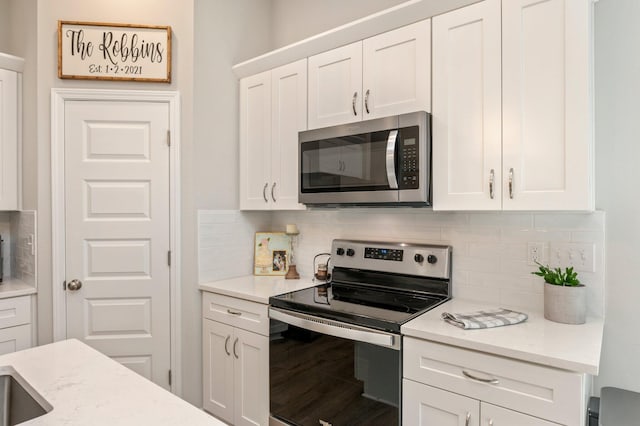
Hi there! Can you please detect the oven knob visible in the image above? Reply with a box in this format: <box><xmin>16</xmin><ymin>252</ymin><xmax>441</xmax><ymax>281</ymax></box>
<box><xmin>336</xmin><ymin>248</ymin><xmax>345</xmax><ymax>256</ymax></box>
<box><xmin>427</xmin><ymin>255</ymin><xmax>438</xmax><ymax>264</ymax></box>
<box><xmin>414</xmin><ymin>254</ymin><xmax>424</xmax><ymax>263</ymax></box>
<box><xmin>346</xmin><ymin>248</ymin><xmax>355</xmax><ymax>257</ymax></box>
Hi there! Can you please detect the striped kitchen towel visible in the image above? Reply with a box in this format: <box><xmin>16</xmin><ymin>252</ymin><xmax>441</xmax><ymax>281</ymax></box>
<box><xmin>441</xmin><ymin>308</ymin><xmax>528</xmax><ymax>329</ymax></box>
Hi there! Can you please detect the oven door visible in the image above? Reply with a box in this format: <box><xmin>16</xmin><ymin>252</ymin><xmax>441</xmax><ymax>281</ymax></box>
<box><xmin>269</xmin><ymin>308</ymin><xmax>401</xmax><ymax>426</ymax></box>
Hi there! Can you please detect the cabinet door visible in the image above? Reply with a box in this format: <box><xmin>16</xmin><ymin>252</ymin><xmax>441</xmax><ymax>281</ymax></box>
<box><xmin>502</xmin><ymin>0</ymin><xmax>593</xmax><ymax>210</ymax></box>
<box><xmin>271</xmin><ymin>59</ymin><xmax>307</xmax><ymax>210</ymax></box>
<box><xmin>362</xmin><ymin>19</ymin><xmax>431</xmax><ymax>119</ymax></box>
<box><xmin>234</xmin><ymin>328</ymin><xmax>269</xmax><ymax>426</ymax></box>
<box><xmin>0</xmin><ymin>324</ymin><xmax>31</xmax><ymax>355</ymax></box>
<box><xmin>202</xmin><ymin>319</ymin><xmax>235</xmax><ymax>424</ymax></box>
<box><xmin>240</xmin><ymin>70</ymin><xmax>272</xmax><ymax>210</ymax></box>
<box><xmin>432</xmin><ymin>0</ymin><xmax>502</xmax><ymax>211</ymax></box>
<box><xmin>0</xmin><ymin>69</ymin><xmax>19</xmax><ymax>210</ymax></box>
<box><xmin>403</xmin><ymin>379</ymin><xmax>480</xmax><ymax>426</ymax></box>
<box><xmin>481</xmin><ymin>403</ymin><xmax>560</xmax><ymax>426</ymax></box>
<box><xmin>308</xmin><ymin>41</ymin><xmax>362</xmax><ymax>129</ymax></box>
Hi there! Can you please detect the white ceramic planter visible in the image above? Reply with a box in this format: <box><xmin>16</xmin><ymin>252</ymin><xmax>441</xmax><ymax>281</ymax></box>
<box><xmin>544</xmin><ymin>283</ymin><xmax>586</xmax><ymax>324</ymax></box>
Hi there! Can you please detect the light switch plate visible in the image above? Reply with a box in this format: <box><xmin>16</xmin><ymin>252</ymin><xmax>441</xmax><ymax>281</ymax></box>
<box><xmin>549</xmin><ymin>243</ymin><xmax>596</xmax><ymax>272</ymax></box>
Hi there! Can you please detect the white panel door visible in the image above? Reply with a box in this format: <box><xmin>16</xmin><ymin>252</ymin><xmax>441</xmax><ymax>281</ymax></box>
<box><xmin>403</xmin><ymin>379</ymin><xmax>480</xmax><ymax>426</ymax></box>
<box><xmin>240</xmin><ymin>71</ymin><xmax>272</xmax><ymax>210</ymax></box>
<box><xmin>481</xmin><ymin>403</ymin><xmax>560</xmax><ymax>426</ymax></box>
<box><xmin>308</xmin><ymin>41</ymin><xmax>363</xmax><ymax>129</ymax></box>
<box><xmin>203</xmin><ymin>319</ymin><xmax>235</xmax><ymax>424</ymax></box>
<box><xmin>432</xmin><ymin>0</ymin><xmax>502</xmax><ymax>211</ymax></box>
<box><xmin>271</xmin><ymin>59</ymin><xmax>307</xmax><ymax>210</ymax></box>
<box><xmin>502</xmin><ymin>0</ymin><xmax>593</xmax><ymax>210</ymax></box>
<box><xmin>0</xmin><ymin>69</ymin><xmax>19</xmax><ymax>210</ymax></box>
<box><xmin>363</xmin><ymin>19</ymin><xmax>431</xmax><ymax>119</ymax></box>
<box><xmin>234</xmin><ymin>328</ymin><xmax>269</xmax><ymax>426</ymax></box>
<box><xmin>64</xmin><ymin>100</ymin><xmax>171</xmax><ymax>389</ymax></box>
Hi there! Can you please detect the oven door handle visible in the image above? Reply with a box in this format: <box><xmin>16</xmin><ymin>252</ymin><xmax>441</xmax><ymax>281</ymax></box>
<box><xmin>269</xmin><ymin>307</ymin><xmax>400</xmax><ymax>350</ymax></box>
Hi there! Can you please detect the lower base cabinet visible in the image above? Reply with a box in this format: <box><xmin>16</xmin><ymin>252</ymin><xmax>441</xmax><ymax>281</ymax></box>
<box><xmin>0</xmin><ymin>296</ymin><xmax>32</xmax><ymax>355</ymax></box>
<box><xmin>203</xmin><ymin>318</ymin><xmax>268</xmax><ymax>426</ymax></box>
<box><xmin>403</xmin><ymin>379</ymin><xmax>560</xmax><ymax>425</ymax></box>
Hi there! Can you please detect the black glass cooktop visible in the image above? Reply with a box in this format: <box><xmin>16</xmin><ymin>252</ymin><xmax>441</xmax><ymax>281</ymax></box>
<box><xmin>269</xmin><ymin>282</ymin><xmax>448</xmax><ymax>333</ymax></box>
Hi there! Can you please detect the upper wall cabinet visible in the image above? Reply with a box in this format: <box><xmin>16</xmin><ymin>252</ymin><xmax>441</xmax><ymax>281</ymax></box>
<box><xmin>240</xmin><ymin>59</ymin><xmax>307</xmax><ymax>211</ymax></box>
<box><xmin>0</xmin><ymin>53</ymin><xmax>22</xmax><ymax>211</ymax></box>
<box><xmin>432</xmin><ymin>0</ymin><xmax>594</xmax><ymax>211</ymax></box>
<box><xmin>308</xmin><ymin>20</ymin><xmax>431</xmax><ymax>129</ymax></box>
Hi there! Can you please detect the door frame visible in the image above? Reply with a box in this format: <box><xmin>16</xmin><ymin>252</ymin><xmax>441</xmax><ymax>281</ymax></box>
<box><xmin>50</xmin><ymin>88</ymin><xmax>182</xmax><ymax>394</ymax></box>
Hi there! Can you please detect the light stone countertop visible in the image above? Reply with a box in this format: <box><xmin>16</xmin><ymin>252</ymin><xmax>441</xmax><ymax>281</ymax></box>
<box><xmin>402</xmin><ymin>298</ymin><xmax>604</xmax><ymax>375</ymax></box>
<box><xmin>0</xmin><ymin>339</ymin><xmax>225</xmax><ymax>425</ymax></box>
<box><xmin>199</xmin><ymin>275</ymin><xmax>319</xmax><ymax>304</ymax></box>
<box><xmin>0</xmin><ymin>278</ymin><xmax>36</xmax><ymax>299</ymax></box>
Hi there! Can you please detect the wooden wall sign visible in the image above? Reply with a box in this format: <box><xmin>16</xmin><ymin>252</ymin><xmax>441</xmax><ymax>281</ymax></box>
<box><xmin>58</xmin><ymin>21</ymin><xmax>172</xmax><ymax>82</ymax></box>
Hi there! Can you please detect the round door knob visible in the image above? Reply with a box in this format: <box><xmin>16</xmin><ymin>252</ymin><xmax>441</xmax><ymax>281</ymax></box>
<box><xmin>346</xmin><ymin>248</ymin><xmax>355</xmax><ymax>257</ymax></box>
<box><xmin>414</xmin><ymin>254</ymin><xmax>424</xmax><ymax>263</ymax></box>
<box><xmin>336</xmin><ymin>248</ymin><xmax>345</xmax><ymax>256</ymax></box>
<box><xmin>67</xmin><ymin>279</ymin><xmax>82</xmax><ymax>291</ymax></box>
<box><xmin>427</xmin><ymin>255</ymin><xmax>438</xmax><ymax>264</ymax></box>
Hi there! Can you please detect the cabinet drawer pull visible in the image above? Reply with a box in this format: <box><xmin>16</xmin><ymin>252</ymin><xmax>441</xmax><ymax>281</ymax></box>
<box><xmin>508</xmin><ymin>168</ymin><xmax>514</xmax><ymax>199</ymax></box>
<box><xmin>263</xmin><ymin>182</ymin><xmax>269</xmax><ymax>203</ymax></box>
<box><xmin>489</xmin><ymin>169</ymin><xmax>495</xmax><ymax>199</ymax></box>
<box><xmin>489</xmin><ymin>420</ymin><xmax>494</xmax><ymax>426</ymax></box>
<box><xmin>352</xmin><ymin>92</ymin><xmax>358</xmax><ymax>116</ymax></box>
<box><xmin>364</xmin><ymin>89</ymin><xmax>370</xmax><ymax>114</ymax></box>
<box><xmin>462</xmin><ymin>369</ymin><xmax>499</xmax><ymax>385</ymax></box>
<box><xmin>227</xmin><ymin>309</ymin><xmax>242</xmax><ymax>316</ymax></box>
<box><xmin>271</xmin><ymin>182</ymin><xmax>277</xmax><ymax>202</ymax></box>
<box><xmin>224</xmin><ymin>335</ymin><xmax>231</xmax><ymax>356</ymax></box>
<box><xmin>233</xmin><ymin>338</ymin><xmax>239</xmax><ymax>359</ymax></box>
<box><xmin>465</xmin><ymin>412</ymin><xmax>471</xmax><ymax>426</ymax></box>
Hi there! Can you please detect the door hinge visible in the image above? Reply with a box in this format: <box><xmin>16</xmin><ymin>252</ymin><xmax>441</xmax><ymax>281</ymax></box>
<box><xmin>168</xmin><ymin>369</ymin><xmax>172</xmax><ymax>386</ymax></box>
<box><xmin>63</xmin><ymin>280</ymin><xmax>67</xmax><ymax>291</ymax></box>
<box><xmin>167</xmin><ymin>250</ymin><xmax>171</xmax><ymax>267</ymax></box>
<box><xmin>167</xmin><ymin>130</ymin><xmax>171</xmax><ymax>146</ymax></box>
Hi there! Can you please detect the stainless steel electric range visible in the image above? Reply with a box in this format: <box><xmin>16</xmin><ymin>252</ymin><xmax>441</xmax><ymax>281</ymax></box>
<box><xmin>269</xmin><ymin>239</ymin><xmax>452</xmax><ymax>426</ymax></box>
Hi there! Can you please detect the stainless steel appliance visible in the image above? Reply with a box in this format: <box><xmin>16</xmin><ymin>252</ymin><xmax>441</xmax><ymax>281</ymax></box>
<box><xmin>269</xmin><ymin>239</ymin><xmax>452</xmax><ymax>426</ymax></box>
<box><xmin>299</xmin><ymin>111</ymin><xmax>431</xmax><ymax>206</ymax></box>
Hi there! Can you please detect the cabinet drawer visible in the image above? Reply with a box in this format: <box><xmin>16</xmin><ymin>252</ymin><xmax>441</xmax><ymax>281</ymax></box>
<box><xmin>403</xmin><ymin>338</ymin><xmax>584</xmax><ymax>425</ymax></box>
<box><xmin>0</xmin><ymin>296</ymin><xmax>30</xmax><ymax>330</ymax></box>
<box><xmin>202</xmin><ymin>292</ymin><xmax>268</xmax><ymax>336</ymax></box>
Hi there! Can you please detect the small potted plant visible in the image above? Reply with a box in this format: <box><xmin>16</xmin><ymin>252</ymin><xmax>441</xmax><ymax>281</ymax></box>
<box><xmin>532</xmin><ymin>262</ymin><xmax>586</xmax><ymax>324</ymax></box>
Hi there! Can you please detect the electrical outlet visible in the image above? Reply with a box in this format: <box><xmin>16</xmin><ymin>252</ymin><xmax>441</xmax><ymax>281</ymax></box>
<box><xmin>527</xmin><ymin>242</ymin><xmax>547</xmax><ymax>266</ymax></box>
<box><xmin>549</xmin><ymin>243</ymin><xmax>596</xmax><ymax>272</ymax></box>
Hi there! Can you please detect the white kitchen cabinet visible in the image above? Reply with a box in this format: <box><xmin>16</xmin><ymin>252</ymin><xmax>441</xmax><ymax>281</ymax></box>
<box><xmin>0</xmin><ymin>296</ymin><xmax>31</xmax><ymax>355</ymax></box>
<box><xmin>404</xmin><ymin>380</ymin><xmax>560</xmax><ymax>426</ymax></box>
<box><xmin>308</xmin><ymin>19</ymin><xmax>430</xmax><ymax>129</ymax></box>
<box><xmin>0</xmin><ymin>53</ymin><xmax>23</xmax><ymax>211</ymax></box>
<box><xmin>432</xmin><ymin>0</ymin><xmax>593</xmax><ymax>211</ymax></box>
<box><xmin>202</xmin><ymin>292</ymin><xmax>269</xmax><ymax>426</ymax></box>
<box><xmin>240</xmin><ymin>59</ymin><xmax>306</xmax><ymax>210</ymax></box>
<box><xmin>403</xmin><ymin>337</ymin><xmax>586</xmax><ymax>426</ymax></box>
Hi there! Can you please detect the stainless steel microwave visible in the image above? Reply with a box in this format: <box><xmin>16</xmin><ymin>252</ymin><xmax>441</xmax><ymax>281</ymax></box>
<box><xmin>299</xmin><ymin>111</ymin><xmax>431</xmax><ymax>206</ymax></box>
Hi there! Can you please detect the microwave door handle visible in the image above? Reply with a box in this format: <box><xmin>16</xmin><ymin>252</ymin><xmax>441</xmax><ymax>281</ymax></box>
<box><xmin>386</xmin><ymin>130</ymin><xmax>399</xmax><ymax>189</ymax></box>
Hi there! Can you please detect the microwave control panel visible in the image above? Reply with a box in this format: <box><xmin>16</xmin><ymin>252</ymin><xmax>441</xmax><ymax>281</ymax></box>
<box><xmin>398</xmin><ymin>126</ymin><xmax>419</xmax><ymax>189</ymax></box>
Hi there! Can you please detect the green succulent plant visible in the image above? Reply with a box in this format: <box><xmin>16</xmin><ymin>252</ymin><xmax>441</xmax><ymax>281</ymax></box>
<box><xmin>532</xmin><ymin>262</ymin><xmax>581</xmax><ymax>286</ymax></box>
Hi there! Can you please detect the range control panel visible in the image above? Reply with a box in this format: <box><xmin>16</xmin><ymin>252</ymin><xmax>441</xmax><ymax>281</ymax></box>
<box><xmin>331</xmin><ymin>239</ymin><xmax>451</xmax><ymax>279</ymax></box>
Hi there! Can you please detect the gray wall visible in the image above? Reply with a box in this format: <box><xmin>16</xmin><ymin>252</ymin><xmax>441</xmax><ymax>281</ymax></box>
<box><xmin>594</xmin><ymin>0</ymin><xmax>640</xmax><ymax>393</ymax></box>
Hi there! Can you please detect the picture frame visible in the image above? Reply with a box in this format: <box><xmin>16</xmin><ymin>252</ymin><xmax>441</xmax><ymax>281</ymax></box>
<box><xmin>58</xmin><ymin>20</ymin><xmax>172</xmax><ymax>82</ymax></box>
<box><xmin>254</xmin><ymin>232</ymin><xmax>292</xmax><ymax>276</ymax></box>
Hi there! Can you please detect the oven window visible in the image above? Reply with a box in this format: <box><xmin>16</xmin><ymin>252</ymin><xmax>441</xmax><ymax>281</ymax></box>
<box><xmin>270</xmin><ymin>320</ymin><xmax>400</xmax><ymax>425</ymax></box>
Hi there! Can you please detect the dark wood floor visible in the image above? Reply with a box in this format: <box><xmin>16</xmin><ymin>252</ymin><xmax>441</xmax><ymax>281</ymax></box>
<box><xmin>270</xmin><ymin>329</ymin><xmax>398</xmax><ymax>426</ymax></box>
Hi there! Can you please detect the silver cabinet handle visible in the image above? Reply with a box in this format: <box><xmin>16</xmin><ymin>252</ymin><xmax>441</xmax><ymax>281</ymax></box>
<box><xmin>233</xmin><ymin>338</ymin><xmax>239</xmax><ymax>359</ymax></box>
<box><xmin>271</xmin><ymin>182</ymin><xmax>277</xmax><ymax>202</ymax></box>
<box><xmin>67</xmin><ymin>279</ymin><xmax>82</xmax><ymax>291</ymax></box>
<box><xmin>489</xmin><ymin>420</ymin><xmax>494</xmax><ymax>426</ymax></box>
<box><xmin>227</xmin><ymin>309</ymin><xmax>242</xmax><ymax>316</ymax></box>
<box><xmin>224</xmin><ymin>335</ymin><xmax>230</xmax><ymax>356</ymax></box>
<box><xmin>489</xmin><ymin>169</ymin><xmax>495</xmax><ymax>199</ymax></box>
<box><xmin>364</xmin><ymin>89</ymin><xmax>370</xmax><ymax>114</ymax></box>
<box><xmin>262</xmin><ymin>182</ymin><xmax>268</xmax><ymax>203</ymax></box>
<box><xmin>465</xmin><ymin>412</ymin><xmax>471</xmax><ymax>426</ymax></box>
<box><xmin>462</xmin><ymin>369</ymin><xmax>500</xmax><ymax>385</ymax></box>
<box><xmin>508</xmin><ymin>168</ymin><xmax>514</xmax><ymax>199</ymax></box>
<box><xmin>352</xmin><ymin>92</ymin><xmax>358</xmax><ymax>116</ymax></box>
